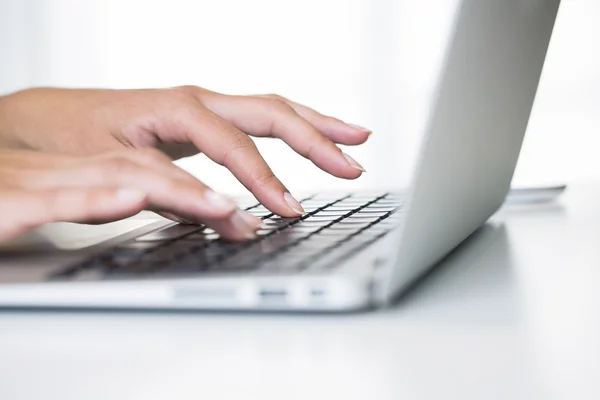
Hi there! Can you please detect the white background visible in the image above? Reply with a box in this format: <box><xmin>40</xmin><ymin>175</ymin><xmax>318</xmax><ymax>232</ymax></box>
<box><xmin>0</xmin><ymin>0</ymin><xmax>598</xmax><ymax>195</ymax></box>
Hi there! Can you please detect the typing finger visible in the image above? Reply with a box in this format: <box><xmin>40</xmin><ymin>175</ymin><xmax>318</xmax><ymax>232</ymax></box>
<box><xmin>175</xmin><ymin>104</ymin><xmax>306</xmax><ymax>218</ymax></box>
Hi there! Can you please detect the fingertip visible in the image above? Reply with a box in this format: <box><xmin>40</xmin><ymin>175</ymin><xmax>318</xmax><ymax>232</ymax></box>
<box><xmin>237</xmin><ymin>210</ymin><xmax>263</xmax><ymax>230</ymax></box>
<box><xmin>283</xmin><ymin>192</ymin><xmax>305</xmax><ymax>216</ymax></box>
<box><xmin>341</xmin><ymin>128</ymin><xmax>371</xmax><ymax>145</ymax></box>
<box><xmin>342</xmin><ymin>153</ymin><xmax>366</xmax><ymax>173</ymax></box>
<box><xmin>206</xmin><ymin>210</ymin><xmax>261</xmax><ymax>242</ymax></box>
<box><xmin>307</xmin><ymin>145</ymin><xmax>366</xmax><ymax>180</ymax></box>
<box><xmin>320</xmin><ymin>122</ymin><xmax>372</xmax><ymax>145</ymax></box>
<box><xmin>347</xmin><ymin>123</ymin><xmax>372</xmax><ymax>135</ymax></box>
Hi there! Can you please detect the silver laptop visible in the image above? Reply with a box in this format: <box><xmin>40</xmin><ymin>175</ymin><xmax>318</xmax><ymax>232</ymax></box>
<box><xmin>0</xmin><ymin>0</ymin><xmax>560</xmax><ymax>311</ymax></box>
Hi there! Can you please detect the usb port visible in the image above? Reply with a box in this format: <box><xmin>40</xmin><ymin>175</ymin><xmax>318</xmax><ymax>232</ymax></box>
<box><xmin>259</xmin><ymin>289</ymin><xmax>287</xmax><ymax>298</ymax></box>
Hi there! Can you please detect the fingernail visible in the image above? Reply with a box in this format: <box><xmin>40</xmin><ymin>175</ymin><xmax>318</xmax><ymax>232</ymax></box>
<box><xmin>342</xmin><ymin>153</ymin><xmax>366</xmax><ymax>172</ymax></box>
<box><xmin>230</xmin><ymin>210</ymin><xmax>260</xmax><ymax>239</ymax></box>
<box><xmin>116</xmin><ymin>188</ymin><xmax>147</xmax><ymax>202</ymax></box>
<box><xmin>204</xmin><ymin>189</ymin><xmax>237</xmax><ymax>212</ymax></box>
<box><xmin>348</xmin><ymin>123</ymin><xmax>372</xmax><ymax>135</ymax></box>
<box><xmin>284</xmin><ymin>192</ymin><xmax>305</xmax><ymax>215</ymax></box>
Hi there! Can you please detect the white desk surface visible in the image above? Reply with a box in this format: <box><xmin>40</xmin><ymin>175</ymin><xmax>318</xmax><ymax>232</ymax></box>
<box><xmin>1</xmin><ymin>182</ymin><xmax>599</xmax><ymax>400</ymax></box>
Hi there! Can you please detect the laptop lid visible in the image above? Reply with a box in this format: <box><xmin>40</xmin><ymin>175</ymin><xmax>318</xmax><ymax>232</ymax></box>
<box><xmin>377</xmin><ymin>0</ymin><xmax>561</xmax><ymax>301</ymax></box>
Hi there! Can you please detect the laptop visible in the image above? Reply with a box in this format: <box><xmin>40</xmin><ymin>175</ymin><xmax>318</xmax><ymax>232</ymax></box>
<box><xmin>0</xmin><ymin>0</ymin><xmax>560</xmax><ymax>311</ymax></box>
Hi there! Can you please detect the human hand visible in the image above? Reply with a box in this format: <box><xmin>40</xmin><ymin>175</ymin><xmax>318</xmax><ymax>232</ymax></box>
<box><xmin>0</xmin><ymin>149</ymin><xmax>265</xmax><ymax>242</ymax></box>
<box><xmin>0</xmin><ymin>87</ymin><xmax>371</xmax><ymax>218</ymax></box>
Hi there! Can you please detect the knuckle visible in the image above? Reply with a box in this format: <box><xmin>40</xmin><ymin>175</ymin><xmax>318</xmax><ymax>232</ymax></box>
<box><xmin>170</xmin><ymin>85</ymin><xmax>210</xmax><ymax>102</ymax></box>
<box><xmin>260</xmin><ymin>97</ymin><xmax>294</xmax><ymax>134</ymax></box>
<box><xmin>263</xmin><ymin>95</ymin><xmax>291</xmax><ymax>112</ymax></box>
<box><xmin>251</xmin><ymin>170</ymin><xmax>279</xmax><ymax>192</ymax></box>
<box><xmin>156</xmin><ymin>87</ymin><xmax>198</xmax><ymax>108</ymax></box>
<box><xmin>172</xmin><ymin>85</ymin><xmax>199</xmax><ymax>96</ymax></box>
<box><xmin>305</xmin><ymin>134</ymin><xmax>330</xmax><ymax>159</ymax></box>
<box><xmin>264</xmin><ymin>93</ymin><xmax>287</xmax><ymax>102</ymax></box>
<box><xmin>222</xmin><ymin>132</ymin><xmax>255</xmax><ymax>163</ymax></box>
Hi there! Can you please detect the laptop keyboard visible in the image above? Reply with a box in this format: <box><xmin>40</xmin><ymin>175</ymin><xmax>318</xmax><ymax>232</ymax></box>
<box><xmin>50</xmin><ymin>193</ymin><xmax>402</xmax><ymax>281</ymax></box>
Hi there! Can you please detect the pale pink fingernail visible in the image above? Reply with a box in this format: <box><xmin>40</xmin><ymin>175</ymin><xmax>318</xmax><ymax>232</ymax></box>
<box><xmin>348</xmin><ymin>123</ymin><xmax>372</xmax><ymax>135</ymax></box>
<box><xmin>283</xmin><ymin>192</ymin><xmax>305</xmax><ymax>215</ymax></box>
<box><xmin>342</xmin><ymin>153</ymin><xmax>366</xmax><ymax>172</ymax></box>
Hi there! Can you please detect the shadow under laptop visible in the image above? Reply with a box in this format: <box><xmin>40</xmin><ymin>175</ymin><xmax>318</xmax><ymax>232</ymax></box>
<box><xmin>386</xmin><ymin>202</ymin><xmax>566</xmax><ymax>324</ymax></box>
<box><xmin>385</xmin><ymin>222</ymin><xmax>519</xmax><ymax>323</ymax></box>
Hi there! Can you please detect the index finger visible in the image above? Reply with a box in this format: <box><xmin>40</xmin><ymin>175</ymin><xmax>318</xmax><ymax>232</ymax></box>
<box><xmin>175</xmin><ymin>104</ymin><xmax>305</xmax><ymax>218</ymax></box>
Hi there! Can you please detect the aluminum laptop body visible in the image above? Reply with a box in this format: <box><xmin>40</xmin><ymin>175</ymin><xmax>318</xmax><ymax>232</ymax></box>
<box><xmin>0</xmin><ymin>0</ymin><xmax>560</xmax><ymax>311</ymax></box>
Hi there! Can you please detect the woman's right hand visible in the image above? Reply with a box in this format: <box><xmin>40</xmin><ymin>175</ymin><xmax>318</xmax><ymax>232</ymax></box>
<box><xmin>0</xmin><ymin>148</ymin><xmax>262</xmax><ymax>242</ymax></box>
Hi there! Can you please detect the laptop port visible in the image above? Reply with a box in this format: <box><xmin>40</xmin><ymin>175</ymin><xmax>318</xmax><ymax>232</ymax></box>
<box><xmin>258</xmin><ymin>288</ymin><xmax>287</xmax><ymax>298</ymax></box>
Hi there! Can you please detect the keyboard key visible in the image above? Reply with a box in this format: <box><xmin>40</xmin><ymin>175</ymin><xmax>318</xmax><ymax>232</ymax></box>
<box><xmin>217</xmin><ymin>253</ymin><xmax>260</xmax><ymax>271</ymax></box>
<box><xmin>106</xmin><ymin>252</ymin><xmax>144</xmax><ymax>268</ymax></box>
<box><xmin>307</xmin><ymin>193</ymin><xmax>348</xmax><ymax>201</ymax></box>
<box><xmin>261</xmin><ymin>220</ymin><xmax>292</xmax><ymax>229</ymax></box>
<box><xmin>301</xmin><ymin>238</ymin><xmax>377</xmax><ymax>271</ymax></box>
<box><xmin>339</xmin><ymin>216</ymin><xmax>381</xmax><ymax>224</ymax></box>
<box><xmin>268</xmin><ymin>217</ymin><xmax>300</xmax><ymax>223</ymax></box>
<box><xmin>349</xmin><ymin>211</ymin><xmax>389</xmax><ymax>218</ymax></box>
<box><xmin>313</xmin><ymin>228</ymin><xmax>362</xmax><ymax>237</ymax></box>
<box><xmin>287</xmin><ymin>224</ymin><xmax>329</xmax><ymax>233</ymax></box>
<box><xmin>302</xmin><ymin>214</ymin><xmax>342</xmax><ymax>221</ymax></box>
<box><xmin>363</xmin><ymin>205</ymin><xmax>399</xmax><ymax>212</ymax></box>
<box><xmin>283</xmin><ymin>225</ymin><xmax>323</xmax><ymax>235</ymax></box>
<box><xmin>247</xmin><ymin>209</ymin><xmax>273</xmax><ymax>217</ymax></box>
<box><xmin>356</xmin><ymin>207</ymin><xmax>396</xmax><ymax>213</ymax></box>
<box><xmin>311</xmin><ymin>209</ymin><xmax>352</xmax><ymax>216</ymax></box>
<box><xmin>320</xmin><ymin>206</ymin><xmax>360</xmax><ymax>212</ymax></box>
<box><xmin>346</xmin><ymin>193</ymin><xmax>383</xmax><ymax>199</ymax></box>
<box><xmin>372</xmin><ymin>200</ymin><xmax>401</xmax><ymax>206</ymax></box>
<box><xmin>298</xmin><ymin>199</ymin><xmax>330</xmax><ymax>206</ymax></box>
<box><xmin>152</xmin><ymin>255</ymin><xmax>212</xmax><ymax>275</ymax></box>
<box><xmin>293</xmin><ymin>239</ymin><xmax>342</xmax><ymax>250</ymax></box>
